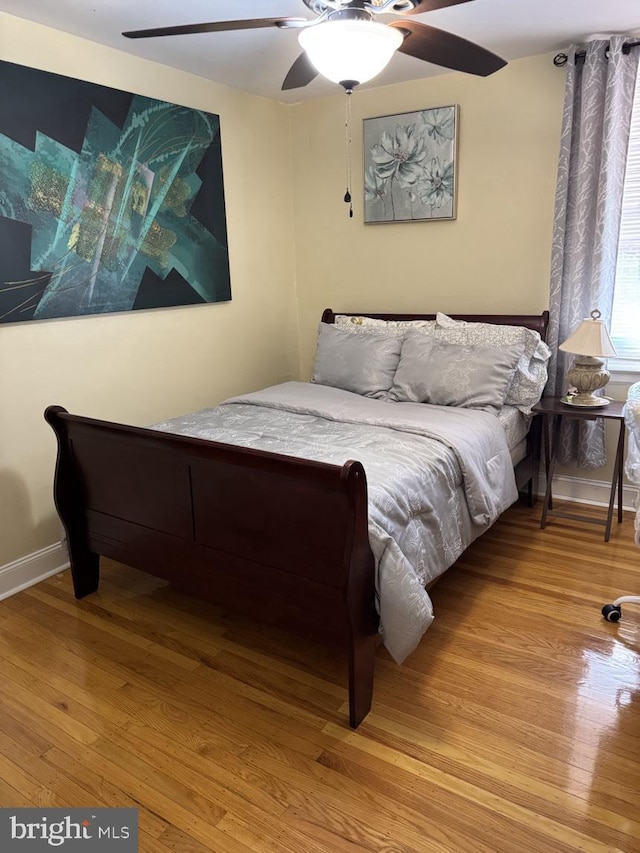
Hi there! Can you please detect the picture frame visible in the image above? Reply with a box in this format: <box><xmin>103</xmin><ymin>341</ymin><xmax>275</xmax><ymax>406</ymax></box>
<box><xmin>363</xmin><ymin>104</ymin><xmax>458</xmax><ymax>224</ymax></box>
<box><xmin>0</xmin><ymin>60</ymin><xmax>231</xmax><ymax>324</ymax></box>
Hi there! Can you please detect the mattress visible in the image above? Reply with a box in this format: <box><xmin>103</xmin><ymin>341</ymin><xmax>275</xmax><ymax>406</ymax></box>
<box><xmin>497</xmin><ymin>405</ymin><xmax>530</xmax><ymax>465</ymax></box>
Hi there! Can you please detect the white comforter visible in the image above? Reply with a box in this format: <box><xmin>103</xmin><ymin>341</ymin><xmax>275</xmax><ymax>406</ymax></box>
<box><xmin>152</xmin><ymin>382</ymin><xmax>518</xmax><ymax>662</ymax></box>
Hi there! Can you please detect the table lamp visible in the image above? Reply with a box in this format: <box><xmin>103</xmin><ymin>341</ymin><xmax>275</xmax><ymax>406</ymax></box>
<box><xmin>558</xmin><ymin>309</ymin><xmax>617</xmax><ymax>407</ymax></box>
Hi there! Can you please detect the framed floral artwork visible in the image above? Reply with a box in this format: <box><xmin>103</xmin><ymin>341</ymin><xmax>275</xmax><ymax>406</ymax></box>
<box><xmin>363</xmin><ymin>105</ymin><xmax>458</xmax><ymax>224</ymax></box>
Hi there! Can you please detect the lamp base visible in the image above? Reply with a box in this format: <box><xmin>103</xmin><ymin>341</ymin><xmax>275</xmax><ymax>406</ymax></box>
<box><xmin>566</xmin><ymin>355</ymin><xmax>611</xmax><ymax>407</ymax></box>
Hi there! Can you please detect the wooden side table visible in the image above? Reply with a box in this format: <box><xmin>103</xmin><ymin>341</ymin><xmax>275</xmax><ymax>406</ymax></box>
<box><xmin>532</xmin><ymin>396</ymin><xmax>626</xmax><ymax>542</ymax></box>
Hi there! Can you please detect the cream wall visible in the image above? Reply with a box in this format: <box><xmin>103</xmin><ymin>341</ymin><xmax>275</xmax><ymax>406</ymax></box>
<box><xmin>290</xmin><ymin>58</ymin><xmax>635</xmax><ymax>504</ymax></box>
<box><xmin>0</xmin><ymin>22</ymin><xmax>628</xmax><ymax>569</ymax></box>
<box><xmin>0</xmin><ymin>14</ymin><xmax>299</xmax><ymax>566</ymax></box>
<box><xmin>290</xmin><ymin>52</ymin><xmax>565</xmax><ymax>378</ymax></box>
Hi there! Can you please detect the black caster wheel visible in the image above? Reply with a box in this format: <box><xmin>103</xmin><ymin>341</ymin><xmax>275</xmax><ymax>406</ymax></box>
<box><xmin>602</xmin><ymin>604</ymin><xmax>622</xmax><ymax>622</ymax></box>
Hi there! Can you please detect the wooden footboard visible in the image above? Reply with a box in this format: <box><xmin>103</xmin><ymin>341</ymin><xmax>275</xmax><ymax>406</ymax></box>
<box><xmin>44</xmin><ymin>406</ymin><xmax>378</xmax><ymax>728</ymax></box>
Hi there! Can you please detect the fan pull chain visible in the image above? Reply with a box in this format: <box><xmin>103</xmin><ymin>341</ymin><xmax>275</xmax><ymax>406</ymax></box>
<box><xmin>344</xmin><ymin>88</ymin><xmax>353</xmax><ymax>218</ymax></box>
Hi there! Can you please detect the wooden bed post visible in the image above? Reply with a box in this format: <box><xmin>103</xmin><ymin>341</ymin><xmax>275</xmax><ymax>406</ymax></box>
<box><xmin>342</xmin><ymin>461</ymin><xmax>378</xmax><ymax>728</ymax></box>
<box><xmin>347</xmin><ymin>627</ymin><xmax>377</xmax><ymax>728</ymax></box>
<box><xmin>45</xmin><ymin>406</ymin><xmax>100</xmax><ymax>598</ymax></box>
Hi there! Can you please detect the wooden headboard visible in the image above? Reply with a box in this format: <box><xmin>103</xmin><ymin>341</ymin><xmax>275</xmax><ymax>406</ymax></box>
<box><xmin>321</xmin><ymin>309</ymin><xmax>550</xmax><ymax>341</ymax></box>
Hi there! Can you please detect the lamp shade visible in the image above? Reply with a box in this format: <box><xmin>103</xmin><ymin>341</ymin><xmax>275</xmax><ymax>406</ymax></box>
<box><xmin>298</xmin><ymin>20</ymin><xmax>403</xmax><ymax>86</ymax></box>
<box><xmin>558</xmin><ymin>311</ymin><xmax>617</xmax><ymax>357</ymax></box>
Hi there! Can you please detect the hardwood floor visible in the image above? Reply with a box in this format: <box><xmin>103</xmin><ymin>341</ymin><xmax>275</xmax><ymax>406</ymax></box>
<box><xmin>0</xmin><ymin>501</ymin><xmax>638</xmax><ymax>852</ymax></box>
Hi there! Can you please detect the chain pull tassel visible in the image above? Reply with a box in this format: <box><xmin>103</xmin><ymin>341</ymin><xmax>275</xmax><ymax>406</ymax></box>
<box><xmin>344</xmin><ymin>87</ymin><xmax>354</xmax><ymax>218</ymax></box>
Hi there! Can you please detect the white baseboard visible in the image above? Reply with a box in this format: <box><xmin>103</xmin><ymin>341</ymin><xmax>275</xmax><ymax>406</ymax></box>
<box><xmin>0</xmin><ymin>542</ymin><xmax>69</xmax><ymax>602</ymax></box>
<box><xmin>538</xmin><ymin>472</ymin><xmax>639</xmax><ymax>512</ymax></box>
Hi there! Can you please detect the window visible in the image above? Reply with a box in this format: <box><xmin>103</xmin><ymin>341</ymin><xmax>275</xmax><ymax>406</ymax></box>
<box><xmin>611</xmin><ymin>69</ymin><xmax>640</xmax><ymax>368</ymax></box>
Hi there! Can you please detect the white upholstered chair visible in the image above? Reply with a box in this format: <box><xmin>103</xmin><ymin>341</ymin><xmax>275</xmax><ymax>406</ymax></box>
<box><xmin>602</xmin><ymin>381</ymin><xmax>640</xmax><ymax>621</ymax></box>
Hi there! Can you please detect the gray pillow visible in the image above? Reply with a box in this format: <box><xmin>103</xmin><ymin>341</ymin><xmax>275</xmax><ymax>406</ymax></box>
<box><xmin>312</xmin><ymin>323</ymin><xmax>403</xmax><ymax>398</ymax></box>
<box><xmin>433</xmin><ymin>313</ymin><xmax>551</xmax><ymax>413</ymax></box>
<box><xmin>389</xmin><ymin>331</ymin><xmax>523</xmax><ymax>412</ymax></box>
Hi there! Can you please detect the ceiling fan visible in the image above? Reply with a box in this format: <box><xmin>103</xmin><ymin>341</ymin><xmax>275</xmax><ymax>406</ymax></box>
<box><xmin>123</xmin><ymin>0</ymin><xmax>507</xmax><ymax>92</ymax></box>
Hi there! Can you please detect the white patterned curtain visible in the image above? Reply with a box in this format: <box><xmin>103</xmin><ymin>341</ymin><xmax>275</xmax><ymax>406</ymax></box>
<box><xmin>547</xmin><ymin>37</ymin><xmax>639</xmax><ymax>467</ymax></box>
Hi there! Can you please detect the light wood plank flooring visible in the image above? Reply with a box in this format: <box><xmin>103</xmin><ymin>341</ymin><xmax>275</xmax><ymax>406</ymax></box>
<box><xmin>0</xmin><ymin>501</ymin><xmax>638</xmax><ymax>852</ymax></box>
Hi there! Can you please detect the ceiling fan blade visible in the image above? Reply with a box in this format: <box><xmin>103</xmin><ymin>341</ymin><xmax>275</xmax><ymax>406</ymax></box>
<box><xmin>123</xmin><ymin>18</ymin><xmax>305</xmax><ymax>39</ymax></box>
<box><xmin>390</xmin><ymin>20</ymin><xmax>506</xmax><ymax>76</ymax></box>
<box><xmin>282</xmin><ymin>53</ymin><xmax>319</xmax><ymax>90</ymax></box>
<box><xmin>404</xmin><ymin>0</ymin><xmax>475</xmax><ymax>14</ymax></box>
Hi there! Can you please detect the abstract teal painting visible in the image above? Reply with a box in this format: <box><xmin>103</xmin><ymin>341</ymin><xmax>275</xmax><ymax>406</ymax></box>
<box><xmin>0</xmin><ymin>61</ymin><xmax>231</xmax><ymax>323</ymax></box>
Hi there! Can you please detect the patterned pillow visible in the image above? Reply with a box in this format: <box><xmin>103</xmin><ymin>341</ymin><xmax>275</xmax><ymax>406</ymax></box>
<box><xmin>335</xmin><ymin>315</ymin><xmax>436</xmax><ymax>336</ymax></box>
<box><xmin>389</xmin><ymin>332</ymin><xmax>523</xmax><ymax>412</ymax></box>
<box><xmin>312</xmin><ymin>323</ymin><xmax>403</xmax><ymax>398</ymax></box>
<box><xmin>431</xmin><ymin>313</ymin><xmax>551</xmax><ymax>414</ymax></box>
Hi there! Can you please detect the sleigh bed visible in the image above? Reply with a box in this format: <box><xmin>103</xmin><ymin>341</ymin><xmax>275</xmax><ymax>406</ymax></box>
<box><xmin>45</xmin><ymin>308</ymin><xmax>549</xmax><ymax>728</ymax></box>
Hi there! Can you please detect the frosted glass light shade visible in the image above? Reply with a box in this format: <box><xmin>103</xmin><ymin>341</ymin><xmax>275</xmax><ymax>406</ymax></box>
<box><xmin>298</xmin><ymin>20</ymin><xmax>403</xmax><ymax>86</ymax></box>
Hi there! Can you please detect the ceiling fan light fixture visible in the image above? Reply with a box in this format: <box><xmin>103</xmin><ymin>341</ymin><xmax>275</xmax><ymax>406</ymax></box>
<box><xmin>298</xmin><ymin>19</ymin><xmax>403</xmax><ymax>86</ymax></box>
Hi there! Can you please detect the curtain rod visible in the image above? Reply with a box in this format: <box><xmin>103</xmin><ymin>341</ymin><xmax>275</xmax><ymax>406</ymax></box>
<box><xmin>554</xmin><ymin>39</ymin><xmax>640</xmax><ymax>67</ymax></box>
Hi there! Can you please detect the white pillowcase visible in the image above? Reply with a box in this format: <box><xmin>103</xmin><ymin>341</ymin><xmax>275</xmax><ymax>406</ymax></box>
<box><xmin>335</xmin><ymin>314</ymin><xmax>436</xmax><ymax>336</ymax></box>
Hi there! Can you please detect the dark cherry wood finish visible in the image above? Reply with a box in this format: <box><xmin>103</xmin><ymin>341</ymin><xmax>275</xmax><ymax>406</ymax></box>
<box><xmin>532</xmin><ymin>396</ymin><xmax>627</xmax><ymax>542</ymax></box>
<box><xmin>321</xmin><ymin>309</ymin><xmax>550</xmax><ymax>339</ymax></box>
<box><xmin>45</xmin><ymin>309</ymin><xmax>549</xmax><ymax>728</ymax></box>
